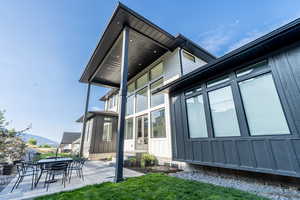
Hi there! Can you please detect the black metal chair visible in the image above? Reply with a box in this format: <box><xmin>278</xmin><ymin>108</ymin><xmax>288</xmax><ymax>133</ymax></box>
<box><xmin>68</xmin><ymin>159</ymin><xmax>86</xmax><ymax>182</ymax></box>
<box><xmin>10</xmin><ymin>162</ymin><xmax>37</xmax><ymax>192</ymax></box>
<box><xmin>44</xmin><ymin>162</ymin><xmax>69</xmax><ymax>191</ymax></box>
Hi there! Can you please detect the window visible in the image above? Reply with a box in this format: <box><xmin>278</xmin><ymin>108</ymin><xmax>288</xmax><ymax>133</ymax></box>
<box><xmin>208</xmin><ymin>86</ymin><xmax>240</xmax><ymax>137</ymax></box>
<box><xmin>151</xmin><ymin>109</ymin><xmax>166</xmax><ymax>138</ymax></box>
<box><xmin>239</xmin><ymin>73</ymin><xmax>290</xmax><ymax>135</ymax></box>
<box><xmin>103</xmin><ymin>121</ymin><xmax>112</xmax><ymax>141</ymax></box>
<box><xmin>126</xmin><ymin>95</ymin><xmax>134</xmax><ymax>115</ymax></box>
<box><xmin>151</xmin><ymin>78</ymin><xmax>164</xmax><ymax>107</ymax></box>
<box><xmin>125</xmin><ymin>118</ymin><xmax>134</xmax><ymax>139</ymax></box>
<box><xmin>182</xmin><ymin>50</ymin><xmax>195</xmax><ymax>62</ymax></box>
<box><xmin>186</xmin><ymin>95</ymin><xmax>208</xmax><ymax>138</ymax></box>
<box><xmin>150</xmin><ymin>63</ymin><xmax>163</xmax><ymax>80</ymax></box>
<box><xmin>136</xmin><ymin>73</ymin><xmax>148</xmax><ymax>89</ymax></box>
<box><xmin>136</xmin><ymin>87</ymin><xmax>148</xmax><ymax>112</ymax></box>
<box><xmin>128</xmin><ymin>82</ymin><xmax>135</xmax><ymax>93</ymax></box>
<box><xmin>207</xmin><ymin>76</ymin><xmax>230</xmax><ymax>88</ymax></box>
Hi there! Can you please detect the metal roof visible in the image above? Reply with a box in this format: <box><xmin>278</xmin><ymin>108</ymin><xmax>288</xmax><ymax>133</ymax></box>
<box><xmin>60</xmin><ymin>132</ymin><xmax>81</xmax><ymax>144</ymax></box>
<box><xmin>76</xmin><ymin>110</ymin><xmax>118</xmax><ymax>123</ymax></box>
<box><xmin>154</xmin><ymin>18</ymin><xmax>300</xmax><ymax>94</ymax></box>
<box><xmin>79</xmin><ymin>2</ymin><xmax>215</xmax><ymax>88</ymax></box>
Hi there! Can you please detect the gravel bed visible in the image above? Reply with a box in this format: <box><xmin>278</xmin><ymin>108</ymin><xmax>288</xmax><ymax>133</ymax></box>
<box><xmin>170</xmin><ymin>171</ymin><xmax>300</xmax><ymax>200</ymax></box>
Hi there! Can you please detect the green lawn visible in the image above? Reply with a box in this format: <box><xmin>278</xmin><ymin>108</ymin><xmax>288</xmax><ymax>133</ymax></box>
<box><xmin>37</xmin><ymin>152</ymin><xmax>72</xmax><ymax>159</ymax></box>
<box><xmin>35</xmin><ymin>173</ymin><xmax>268</xmax><ymax>200</ymax></box>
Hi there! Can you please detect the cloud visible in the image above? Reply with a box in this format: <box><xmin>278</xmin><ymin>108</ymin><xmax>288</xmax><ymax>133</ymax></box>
<box><xmin>227</xmin><ymin>14</ymin><xmax>300</xmax><ymax>53</ymax></box>
<box><xmin>197</xmin><ymin>20</ymin><xmax>240</xmax><ymax>56</ymax></box>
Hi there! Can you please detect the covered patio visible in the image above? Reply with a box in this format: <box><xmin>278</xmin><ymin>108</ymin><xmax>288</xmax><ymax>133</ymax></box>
<box><xmin>0</xmin><ymin>161</ymin><xmax>142</xmax><ymax>200</ymax></box>
<box><xmin>78</xmin><ymin>2</ymin><xmax>213</xmax><ymax>182</ymax></box>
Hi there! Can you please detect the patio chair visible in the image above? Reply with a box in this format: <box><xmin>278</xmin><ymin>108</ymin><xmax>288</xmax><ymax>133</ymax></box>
<box><xmin>68</xmin><ymin>159</ymin><xmax>86</xmax><ymax>182</ymax></box>
<box><xmin>10</xmin><ymin>162</ymin><xmax>37</xmax><ymax>192</ymax></box>
<box><xmin>44</xmin><ymin>162</ymin><xmax>69</xmax><ymax>191</ymax></box>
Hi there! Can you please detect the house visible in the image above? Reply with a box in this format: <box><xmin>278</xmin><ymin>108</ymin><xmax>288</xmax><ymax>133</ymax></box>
<box><xmin>76</xmin><ymin>111</ymin><xmax>118</xmax><ymax>159</ymax></box>
<box><xmin>79</xmin><ymin>2</ymin><xmax>300</xmax><ymax>180</ymax></box>
<box><xmin>59</xmin><ymin>132</ymin><xmax>81</xmax><ymax>153</ymax></box>
<box><xmin>155</xmin><ymin>18</ymin><xmax>300</xmax><ymax>178</ymax></box>
<box><xmin>78</xmin><ymin>3</ymin><xmax>215</xmax><ymax>165</ymax></box>
<box><xmin>71</xmin><ymin>138</ymin><xmax>81</xmax><ymax>154</ymax></box>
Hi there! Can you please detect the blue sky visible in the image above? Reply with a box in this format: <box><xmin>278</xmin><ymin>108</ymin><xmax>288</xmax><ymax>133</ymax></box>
<box><xmin>0</xmin><ymin>0</ymin><xmax>299</xmax><ymax>142</ymax></box>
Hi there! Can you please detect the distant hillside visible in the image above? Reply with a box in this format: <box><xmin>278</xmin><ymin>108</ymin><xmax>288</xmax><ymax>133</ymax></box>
<box><xmin>19</xmin><ymin>133</ymin><xmax>58</xmax><ymax>147</ymax></box>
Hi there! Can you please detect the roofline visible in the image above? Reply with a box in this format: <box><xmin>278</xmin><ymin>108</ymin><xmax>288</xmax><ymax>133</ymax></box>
<box><xmin>79</xmin><ymin>2</ymin><xmax>215</xmax><ymax>84</ymax></box>
<box><xmin>175</xmin><ymin>34</ymin><xmax>217</xmax><ymax>60</ymax></box>
<box><xmin>154</xmin><ymin>18</ymin><xmax>300</xmax><ymax>94</ymax></box>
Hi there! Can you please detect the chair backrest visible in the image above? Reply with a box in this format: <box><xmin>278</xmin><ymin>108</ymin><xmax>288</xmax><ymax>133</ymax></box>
<box><xmin>50</xmin><ymin>162</ymin><xmax>68</xmax><ymax>171</ymax></box>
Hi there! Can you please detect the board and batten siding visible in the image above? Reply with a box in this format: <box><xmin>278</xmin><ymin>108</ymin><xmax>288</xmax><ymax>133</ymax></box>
<box><xmin>170</xmin><ymin>44</ymin><xmax>300</xmax><ymax>178</ymax></box>
<box><xmin>87</xmin><ymin>115</ymin><xmax>117</xmax><ymax>154</ymax></box>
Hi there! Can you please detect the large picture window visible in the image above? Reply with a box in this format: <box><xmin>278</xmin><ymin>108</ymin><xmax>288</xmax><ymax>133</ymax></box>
<box><xmin>151</xmin><ymin>109</ymin><xmax>166</xmax><ymax>138</ymax></box>
<box><xmin>151</xmin><ymin>78</ymin><xmax>164</xmax><ymax>107</ymax></box>
<box><xmin>136</xmin><ymin>87</ymin><xmax>148</xmax><ymax>113</ymax></box>
<box><xmin>125</xmin><ymin>118</ymin><xmax>134</xmax><ymax>139</ymax></box>
<box><xmin>208</xmin><ymin>86</ymin><xmax>240</xmax><ymax>137</ymax></box>
<box><xmin>186</xmin><ymin>95</ymin><xmax>208</xmax><ymax>138</ymax></box>
<box><xmin>239</xmin><ymin>73</ymin><xmax>290</xmax><ymax>135</ymax></box>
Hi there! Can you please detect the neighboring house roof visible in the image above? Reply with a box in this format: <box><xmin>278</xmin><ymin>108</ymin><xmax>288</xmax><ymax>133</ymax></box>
<box><xmin>99</xmin><ymin>88</ymin><xmax>119</xmax><ymax>101</ymax></box>
<box><xmin>76</xmin><ymin>110</ymin><xmax>118</xmax><ymax>123</ymax></box>
<box><xmin>72</xmin><ymin>138</ymin><xmax>81</xmax><ymax>144</ymax></box>
<box><xmin>60</xmin><ymin>132</ymin><xmax>81</xmax><ymax>144</ymax></box>
<box><xmin>79</xmin><ymin>2</ymin><xmax>215</xmax><ymax>88</ymax></box>
<box><xmin>154</xmin><ymin>18</ymin><xmax>300</xmax><ymax>94</ymax></box>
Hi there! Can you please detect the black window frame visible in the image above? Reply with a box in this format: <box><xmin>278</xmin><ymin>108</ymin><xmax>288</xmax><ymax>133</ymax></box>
<box><xmin>183</xmin><ymin>59</ymin><xmax>294</xmax><ymax>141</ymax></box>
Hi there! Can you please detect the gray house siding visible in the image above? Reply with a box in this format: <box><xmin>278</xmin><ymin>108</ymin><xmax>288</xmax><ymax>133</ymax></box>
<box><xmin>169</xmin><ymin>43</ymin><xmax>300</xmax><ymax>178</ymax></box>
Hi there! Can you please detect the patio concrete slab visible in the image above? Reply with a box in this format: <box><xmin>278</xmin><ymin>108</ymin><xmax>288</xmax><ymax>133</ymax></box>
<box><xmin>0</xmin><ymin>161</ymin><xmax>143</xmax><ymax>200</ymax></box>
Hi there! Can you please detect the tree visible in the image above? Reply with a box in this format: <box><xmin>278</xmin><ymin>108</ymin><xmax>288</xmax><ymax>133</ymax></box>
<box><xmin>0</xmin><ymin>110</ymin><xmax>29</xmax><ymax>163</ymax></box>
<box><xmin>28</xmin><ymin>138</ymin><xmax>37</xmax><ymax>145</ymax></box>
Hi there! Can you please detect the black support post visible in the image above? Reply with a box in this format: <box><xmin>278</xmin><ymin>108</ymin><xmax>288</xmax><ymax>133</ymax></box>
<box><xmin>115</xmin><ymin>26</ymin><xmax>129</xmax><ymax>182</ymax></box>
<box><xmin>79</xmin><ymin>82</ymin><xmax>91</xmax><ymax>157</ymax></box>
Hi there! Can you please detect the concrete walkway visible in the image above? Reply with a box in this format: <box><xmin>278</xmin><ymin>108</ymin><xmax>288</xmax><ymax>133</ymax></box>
<box><xmin>0</xmin><ymin>161</ymin><xmax>143</xmax><ymax>200</ymax></box>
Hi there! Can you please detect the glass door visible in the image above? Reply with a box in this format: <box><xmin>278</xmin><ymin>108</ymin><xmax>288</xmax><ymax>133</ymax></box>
<box><xmin>135</xmin><ymin>114</ymin><xmax>148</xmax><ymax>151</ymax></box>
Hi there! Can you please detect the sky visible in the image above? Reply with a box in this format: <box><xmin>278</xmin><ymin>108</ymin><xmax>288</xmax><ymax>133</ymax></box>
<box><xmin>0</xmin><ymin>0</ymin><xmax>300</xmax><ymax>143</ymax></box>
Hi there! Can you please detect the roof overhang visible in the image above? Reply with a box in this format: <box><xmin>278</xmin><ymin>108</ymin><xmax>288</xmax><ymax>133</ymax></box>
<box><xmin>80</xmin><ymin>3</ymin><xmax>215</xmax><ymax>88</ymax></box>
<box><xmin>76</xmin><ymin>110</ymin><xmax>118</xmax><ymax>123</ymax></box>
<box><xmin>154</xmin><ymin>18</ymin><xmax>300</xmax><ymax>94</ymax></box>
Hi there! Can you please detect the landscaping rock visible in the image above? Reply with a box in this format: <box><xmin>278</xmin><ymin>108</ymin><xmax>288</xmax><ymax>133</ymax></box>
<box><xmin>171</xmin><ymin>171</ymin><xmax>300</xmax><ymax>200</ymax></box>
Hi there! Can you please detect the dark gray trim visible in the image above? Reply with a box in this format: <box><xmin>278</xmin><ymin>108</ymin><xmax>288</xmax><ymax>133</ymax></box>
<box><xmin>79</xmin><ymin>83</ymin><xmax>91</xmax><ymax>157</ymax></box>
<box><xmin>115</xmin><ymin>27</ymin><xmax>129</xmax><ymax>183</ymax></box>
<box><xmin>169</xmin><ymin>43</ymin><xmax>300</xmax><ymax>178</ymax></box>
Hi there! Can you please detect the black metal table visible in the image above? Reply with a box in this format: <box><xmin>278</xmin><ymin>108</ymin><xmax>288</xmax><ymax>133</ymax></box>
<box><xmin>34</xmin><ymin>157</ymin><xmax>73</xmax><ymax>187</ymax></box>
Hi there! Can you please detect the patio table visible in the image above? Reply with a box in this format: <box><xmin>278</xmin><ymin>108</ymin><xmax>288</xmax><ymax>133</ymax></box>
<box><xmin>34</xmin><ymin>157</ymin><xmax>73</xmax><ymax>187</ymax></box>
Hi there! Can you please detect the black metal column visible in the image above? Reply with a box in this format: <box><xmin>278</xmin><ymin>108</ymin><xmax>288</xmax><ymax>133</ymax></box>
<box><xmin>79</xmin><ymin>82</ymin><xmax>91</xmax><ymax>157</ymax></box>
<box><xmin>115</xmin><ymin>26</ymin><xmax>129</xmax><ymax>182</ymax></box>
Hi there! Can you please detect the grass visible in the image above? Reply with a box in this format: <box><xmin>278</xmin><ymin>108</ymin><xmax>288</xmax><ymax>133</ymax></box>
<box><xmin>35</xmin><ymin>173</ymin><xmax>268</xmax><ymax>200</ymax></box>
<box><xmin>37</xmin><ymin>152</ymin><xmax>72</xmax><ymax>159</ymax></box>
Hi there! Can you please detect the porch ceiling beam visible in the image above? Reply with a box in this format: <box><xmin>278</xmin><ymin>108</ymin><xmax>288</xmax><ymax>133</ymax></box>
<box><xmin>129</xmin><ymin>26</ymin><xmax>171</xmax><ymax>51</ymax></box>
<box><xmin>115</xmin><ymin>26</ymin><xmax>129</xmax><ymax>182</ymax></box>
<box><xmin>91</xmin><ymin>79</ymin><xmax>120</xmax><ymax>88</ymax></box>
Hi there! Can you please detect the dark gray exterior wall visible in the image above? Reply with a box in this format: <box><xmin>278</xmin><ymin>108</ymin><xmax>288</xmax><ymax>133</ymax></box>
<box><xmin>170</xmin><ymin>43</ymin><xmax>300</xmax><ymax>178</ymax></box>
<box><xmin>87</xmin><ymin>115</ymin><xmax>118</xmax><ymax>154</ymax></box>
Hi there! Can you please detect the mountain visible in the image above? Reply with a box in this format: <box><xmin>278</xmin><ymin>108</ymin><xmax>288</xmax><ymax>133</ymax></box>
<box><xmin>19</xmin><ymin>133</ymin><xmax>59</xmax><ymax>147</ymax></box>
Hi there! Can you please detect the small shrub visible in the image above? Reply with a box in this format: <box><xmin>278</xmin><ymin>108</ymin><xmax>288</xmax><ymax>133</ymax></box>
<box><xmin>128</xmin><ymin>157</ymin><xmax>137</xmax><ymax>166</ymax></box>
<box><xmin>28</xmin><ymin>138</ymin><xmax>37</xmax><ymax>145</ymax></box>
<box><xmin>107</xmin><ymin>155</ymin><xmax>112</xmax><ymax>161</ymax></box>
<box><xmin>141</xmin><ymin>153</ymin><xmax>157</xmax><ymax>168</ymax></box>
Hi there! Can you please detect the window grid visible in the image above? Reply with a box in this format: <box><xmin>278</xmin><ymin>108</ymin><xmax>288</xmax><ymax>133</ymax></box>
<box><xmin>184</xmin><ymin>60</ymin><xmax>291</xmax><ymax>139</ymax></box>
